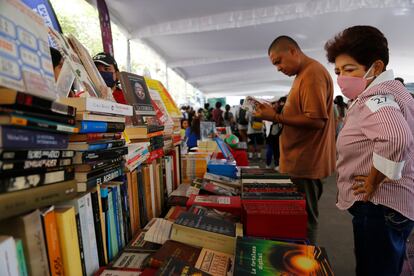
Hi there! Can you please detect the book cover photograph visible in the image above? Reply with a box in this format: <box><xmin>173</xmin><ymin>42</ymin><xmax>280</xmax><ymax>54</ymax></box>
<box><xmin>235</xmin><ymin>237</ymin><xmax>333</xmax><ymax>276</ymax></box>
<box><xmin>119</xmin><ymin>72</ymin><xmax>156</xmax><ymax>119</ymax></box>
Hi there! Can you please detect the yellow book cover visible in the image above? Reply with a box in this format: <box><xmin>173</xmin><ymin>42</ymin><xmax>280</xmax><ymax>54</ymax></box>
<box><xmin>55</xmin><ymin>206</ymin><xmax>83</xmax><ymax>276</ymax></box>
<box><xmin>144</xmin><ymin>78</ymin><xmax>181</xmax><ymax>118</ymax></box>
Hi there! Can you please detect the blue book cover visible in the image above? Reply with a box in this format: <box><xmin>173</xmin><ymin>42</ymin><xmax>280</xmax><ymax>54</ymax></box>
<box><xmin>78</xmin><ymin>121</ymin><xmax>108</xmax><ymax>134</ymax></box>
<box><xmin>111</xmin><ymin>186</ymin><xmax>122</xmax><ymax>250</ymax></box>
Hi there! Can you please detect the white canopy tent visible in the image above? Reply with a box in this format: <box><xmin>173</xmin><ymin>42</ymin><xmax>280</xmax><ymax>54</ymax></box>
<box><xmin>86</xmin><ymin>0</ymin><xmax>414</xmax><ymax>98</ymax></box>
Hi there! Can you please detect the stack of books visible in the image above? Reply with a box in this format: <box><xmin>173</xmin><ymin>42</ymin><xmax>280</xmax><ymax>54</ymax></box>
<box><xmin>60</xmin><ymin>97</ymin><xmax>133</xmax><ymax>192</ymax></box>
<box><xmin>0</xmin><ymin>89</ymin><xmax>78</xmax><ymax>219</ymax></box>
<box><xmin>126</xmin><ymin>142</ymin><xmax>150</xmax><ymax>172</ymax></box>
<box><xmin>240</xmin><ymin>168</ymin><xmax>307</xmax><ymax>239</ymax></box>
<box><xmin>181</xmin><ymin>152</ymin><xmax>211</xmax><ymax>183</ymax></box>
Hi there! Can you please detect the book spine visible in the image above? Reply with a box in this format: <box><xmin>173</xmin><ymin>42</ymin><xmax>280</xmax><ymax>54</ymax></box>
<box><xmin>0</xmin><ymin>158</ymin><xmax>72</xmax><ymax>172</ymax></box>
<box><xmin>137</xmin><ymin>168</ymin><xmax>148</xmax><ymax>227</ymax></box>
<box><xmin>90</xmin><ymin>190</ymin><xmax>106</xmax><ymax>267</ymax></box>
<box><xmin>0</xmin><ymin>236</ymin><xmax>19</xmax><ymax>276</ymax></box>
<box><xmin>0</xmin><ymin>149</ymin><xmax>74</xmax><ymax>160</ymax></box>
<box><xmin>0</xmin><ymin>126</ymin><xmax>69</xmax><ymax>149</ymax></box>
<box><xmin>108</xmin><ymin>190</ymin><xmax>119</xmax><ymax>260</ymax></box>
<box><xmin>111</xmin><ymin>186</ymin><xmax>122</xmax><ymax>251</ymax></box>
<box><xmin>8</xmin><ymin>115</ymin><xmax>78</xmax><ymax>133</ymax></box>
<box><xmin>69</xmin><ymin>133</ymin><xmax>121</xmax><ymax>142</ymax></box>
<box><xmin>86</xmin><ymin>140</ymin><xmax>125</xmax><ymax>151</ymax></box>
<box><xmin>75</xmin><ymin>157</ymin><xmax>124</xmax><ymax>172</ymax></box>
<box><xmin>78</xmin><ymin>147</ymin><xmax>128</xmax><ymax>163</ymax></box>
<box><xmin>83</xmin><ymin>167</ymin><xmax>123</xmax><ymax>189</ymax></box>
<box><xmin>0</xmin><ymin>107</ymin><xmax>76</xmax><ymax>125</ymax></box>
<box><xmin>0</xmin><ymin>180</ymin><xmax>77</xmax><ymax>221</ymax></box>
<box><xmin>120</xmin><ymin>180</ymin><xmax>132</xmax><ymax>242</ymax></box>
<box><xmin>84</xmin><ymin>98</ymin><xmax>132</xmax><ymax>116</ymax></box>
<box><xmin>41</xmin><ymin>209</ymin><xmax>63</xmax><ymax>276</ymax></box>
<box><xmin>100</xmin><ymin>187</ymin><xmax>109</xmax><ymax>264</ymax></box>
<box><xmin>116</xmin><ymin>185</ymin><xmax>126</xmax><ymax>248</ymax></box>
<box><xmin>15</xmin><ymin>92</ymin><xmax>76</xmax><ymax>116</ymax></box>
<box><xmin>15</xmin><ymin>239</ymin><xmax>28</xmax><ymax>276</ymax></box>
<box><xmin>126</xmin><ymin>172</ymin><xmax>136</xmax><ymax>235</ymax></box>
<box><xmin>74</xmin><ymin>208</ymin><xmax>87</xmax><ymax>276</ymax></box>
<box><xmin>81</xmin><ymin>164</ymin><xmax>120</xmax><ymax>180</ymax></box>
<box><xmin>55</xmin><ymin>208</ymin><xmax>83</xmax><ymax>276</ymax></box>
<box><xmin>0</xmin><ymin>167</ymin><xmax>74</xmax><ymax>193</ymax></box>
<box><xmin>81</xmin><ymin>194</ymin><xmax>100</xmax><ymax>275</ymax></box>
<box><xmin>106</xmin><ymin>122</ymin><xmax>125</xmax><ymax>133</ymax></box>
<box><xmin>78</xmin><ymin>121</ymin><xmax>108</xmax><ymax>134</ymax></box>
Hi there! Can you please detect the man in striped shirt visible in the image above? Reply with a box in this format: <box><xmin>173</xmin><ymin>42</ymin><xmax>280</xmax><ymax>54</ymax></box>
<box><xmin>325</xmin><ymin>25</ymin><xmax>414</xmax><ymax>276</ymax></box>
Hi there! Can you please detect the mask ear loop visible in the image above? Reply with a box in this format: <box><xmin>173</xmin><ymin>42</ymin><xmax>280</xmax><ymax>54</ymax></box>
<box><xmin>363</xmin><ymin>63</ymin><xmax>376</xmax><ymax>80</ymax></box>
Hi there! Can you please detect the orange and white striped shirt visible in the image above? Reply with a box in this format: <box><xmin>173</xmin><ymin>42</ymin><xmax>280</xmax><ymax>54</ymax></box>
<box><xmin>336</xmin><ymin>70</ymin><xmax>414</xmax><ymax>220</ymax></box>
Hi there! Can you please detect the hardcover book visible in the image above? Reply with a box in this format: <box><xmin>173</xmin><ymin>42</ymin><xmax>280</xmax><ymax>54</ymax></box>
<box><xmin>156</xmin><ymin>257</ymin><xmax>211</xmax><ymax>276</ymax></box>
<box><xmin>146</xmin><ymin>240</ymin><xmax>201</xmax><ymax>268</ymax></box>
<box><xmin>0</xmin><ymin>180</ymin><xmax>77</xmax><ymax>221</ymax></box>
<box><xmin>59</xmin><ymin>97</ymin><xmax>133</xmax><ymax>117</ymax></box>
<box><xmin>186</xmin><ymin>195</ymin><xmax>242</xmax><ymax>216</ymax></box>
<box><xmin>119</xmin><ymin>72</ymin><xmax>155</xmax><ymax>117</ymax></box>
<box><xmin>234</xmin><ymin>237</ymin><xmax>333</xmax><ymax>276</ymax></box>
<box><xmin>0</xmin><ymin>88</ymin><xmax>76</xmax><ymax>117</ymax></box>
<box><xmin>0</xmin><ymin>210</ymin><xmax>50</xmax><ymax>276</ymax></box>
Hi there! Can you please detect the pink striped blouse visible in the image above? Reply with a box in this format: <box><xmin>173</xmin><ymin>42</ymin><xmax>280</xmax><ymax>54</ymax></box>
<box><xmin>336</xmin><ymin>70</ymin><xmax>414</xmax><ymax>220</ymax></box>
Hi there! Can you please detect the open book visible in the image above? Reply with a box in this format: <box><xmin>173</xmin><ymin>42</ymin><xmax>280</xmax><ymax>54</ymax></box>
<box><xmin>241</xmin><ymin>96</ymin><xmax>272</xmax><ymax>112</ymax></box>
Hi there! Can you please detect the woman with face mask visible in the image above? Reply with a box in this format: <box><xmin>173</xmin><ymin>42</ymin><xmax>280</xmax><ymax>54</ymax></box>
<box><xmin>325</xmin><ymin>25</ymin><xmax>414</xmax><ymax>276</ymax></box>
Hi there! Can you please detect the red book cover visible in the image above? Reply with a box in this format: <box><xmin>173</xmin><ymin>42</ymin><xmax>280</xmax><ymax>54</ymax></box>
<box><xmin>186</xmin><ymin>195</ymin><xmax>242</xmax><ymax>216</ymax></box>
<box><xmin>242</xmin><ymin>200</ymin><xmax>307</xmax><ymax>239</ymax></box>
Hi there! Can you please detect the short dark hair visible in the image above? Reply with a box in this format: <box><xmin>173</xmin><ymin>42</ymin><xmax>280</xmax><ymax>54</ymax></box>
<box><xmin>268</xmin><ymin>36</ymin><xmax>300</xmax><ymax>55</ymax></box>
<box><xmin>50</xmin><ymin>47</ymin><xmax>62</xmax><ymax>68</ymax></box>
<box><xmin>215</xmin><ymin>101</ymin><xmax>222</xmax><ymax>109</ymax></box>
<box><xmin>325</xmin><ymin>25</ymin><xmax>389</xmax><ymax>69</ymax></box>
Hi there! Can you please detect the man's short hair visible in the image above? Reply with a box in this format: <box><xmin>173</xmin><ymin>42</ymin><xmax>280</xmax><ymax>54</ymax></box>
<box><xmin>268</xmin><ymin>36</ymin><xmax>300</xmax><ymax>55</ymax></box>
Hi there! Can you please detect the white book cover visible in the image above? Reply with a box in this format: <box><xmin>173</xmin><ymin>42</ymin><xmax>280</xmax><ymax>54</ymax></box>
<box><xmin>0</xmin><ymin>236</ymin><xmax>19</xmax><ymax>276</ymax></box>
<box><xmin>64</xmin><ymin>194</ymin><xmax>99</xmax><ymax>276</ymax></box>
<box><xmin>143</xmin><ymin>218</ymin><xmax>173</xmax><ymax>245</ymax></box>
<box><xmin>84</xmin><ymin>193</ymin><xmax>100</xmax><ymax>276</ymax></box>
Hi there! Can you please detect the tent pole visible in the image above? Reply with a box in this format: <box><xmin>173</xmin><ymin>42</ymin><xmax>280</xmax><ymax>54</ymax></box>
<box><xmin>126</xmin><ymin>38</ymin><xmax>131</xmax><ymax>72</ymax></box>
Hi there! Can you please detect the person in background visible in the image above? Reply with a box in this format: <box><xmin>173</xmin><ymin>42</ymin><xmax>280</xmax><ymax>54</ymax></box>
<box><xmin>197</xmin><ymin>108</ymin><xmax>204</xmax><ymax>120</ymax></box>
<box><xmin>325</xmin><ymin>25</ymin><xmax>414</xmax><ymax>276</ymax></box>
<box><xmin>247</xmin><ymin>111</ymin><xmax>264</xmax><ymax>160</ymax></box>
<box><xmin>333</xmin><ymin>95</ymin><xmax>347</xmax><ymax>137</ymax></box>
<box><xmin>235</xmin><ymin>99</ymin><xmax>249</xmax><ymax>142</ymax></box>
<box><xmin>201</xmin><ymin>103</ymin><xmax>210</xmax><ymax>121</ymax></box>
<box><xmin>50</xmin><ymin>47</ymin><xmax>63</xmax><ymax>81</ymax></box>
<box><xmin>93</xmin><ymin>52</ymin><xmax>126</xmax><ymax>104</ymax></box>
<box><xmin>255</xmin><ymin>35</ymin><xmax>336</xmax><ymax>244</ymax></box>
<box><xmin>180</xmin><ymin>118</ymin><xmax>189</xmax><ymax>139</ymax></box>
<box><xmin>185</xmin><ymin>117</ymin><xmax>201</xmax><ymax>150</ymax></box>
<box><xmin>265</xmin><ymin>96</ymin><xmax>286</xmax><ymax>170</ymax></box>
<box><xmin>187</xmin><ymin>107</ymin><xmax>195</xmax><ymax>126</ymax></box>
<box><xmin>212</xmin><ymin>101</ymin><xmax>224</xmax><ymax>127</ymax></box>
<box><xmin>223</xmin><ymin>104</ymin><xmax>235</xmax><ymax>129</ymax></box>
